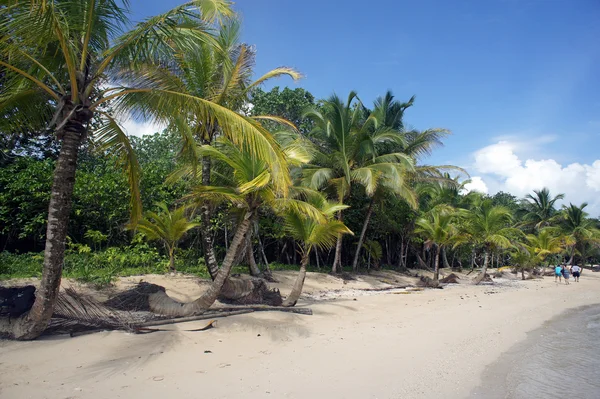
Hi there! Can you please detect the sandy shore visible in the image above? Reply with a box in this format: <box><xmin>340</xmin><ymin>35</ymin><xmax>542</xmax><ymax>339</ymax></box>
<box><xmin>1</xmin><ymin>270</ymin><xmax>600</xmax><ymax>399</ymax></box>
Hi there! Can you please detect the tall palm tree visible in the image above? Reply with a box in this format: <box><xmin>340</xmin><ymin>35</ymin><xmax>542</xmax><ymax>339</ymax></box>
<box><xmin>166</xmin><ymin>19</ymin><xmax>301</xmax><ymax>279</ymax></box>
<box><xmin>518</xmin><ymin>188</ymin><xmax>564</xmax><ymax>231</ymax></box>
<box><xmin>302</xmin><ymin>92</ymin><xmax>411</xmax><ymax>272</ymax></box>
<box><xmin>561</xmin><ymin>203</ymin><xmax>600</xmax><ymax>265</ymax></box>
<box><xmin>414</xmin><ymin>206</ymin><xmax>458</xmax><ymax>285</ymax></box>
<box><xmin>134</xmin><ymin>203</ymin><xmax>199</xmax><ymax>272</ymax></box>
<box><xmin>0</xmin><ymin>0</ymin><xmax>289</xmax><ymax>339</ymax></box>
<box><xmin>350</xmin><ymin>92</ymin><xmax>456</xmax><ymax>272</ymax></box>
<box><xmin>281</xmin><ymin>193</ymin><xmax>351</xmax><ymax>306</ymax></box>
<box><xmin>461</xmin><ymin>200</ymin><xmax>520</xmax><ymax>284</ymax></box>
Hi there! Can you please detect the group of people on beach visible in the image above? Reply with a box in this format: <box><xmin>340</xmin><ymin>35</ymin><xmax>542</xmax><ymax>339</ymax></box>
<box><xmin>554</xmin><ymin>264</ymin><xmax>581</xmax><ymax>285</ymax></box>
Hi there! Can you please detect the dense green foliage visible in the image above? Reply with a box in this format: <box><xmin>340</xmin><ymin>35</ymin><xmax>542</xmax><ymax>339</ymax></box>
<box><xmin>1</xmin><ymin>1</ymin><xmax>599</xmax><ymax>291</ymax></box>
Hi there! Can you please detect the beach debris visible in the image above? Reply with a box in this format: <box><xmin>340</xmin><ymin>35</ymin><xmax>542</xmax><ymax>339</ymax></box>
<box><xmin>440</xmin><ymin>273</ymin><xmax>461</xmax><ymax>284</ymax></box>
<box><xmin>0</xmin><ymin>285</ymin><xmax>36</xmax><ymax>319</ymax></box>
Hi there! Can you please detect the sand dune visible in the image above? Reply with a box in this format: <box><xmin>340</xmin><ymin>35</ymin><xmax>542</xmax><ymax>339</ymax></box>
<box><xmin>1</xmin><ymin>270</ymin><xmax>599</xmax><ymax>399</ymax></box>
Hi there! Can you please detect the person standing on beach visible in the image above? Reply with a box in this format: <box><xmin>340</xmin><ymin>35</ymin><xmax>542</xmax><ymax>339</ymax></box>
<box><xmin>572</xmin><ymin>265</ymin><xmax>581</xmax><ymax>282</ymax></box>
<box><xmin>555</xmin><ymin>265</ymin><xmax>563</xmax><ymax>283</ymax></box>
<box><xmin>562</xmin><ymin>265</ymin><xmax>571</xmax><ymax>285</ymax></box>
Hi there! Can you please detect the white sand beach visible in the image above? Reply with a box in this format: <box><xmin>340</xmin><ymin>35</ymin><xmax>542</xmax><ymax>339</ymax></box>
<box><xmin>1</xmin><ymin>271</ymin><xmax>599</xmax><ymax>399</ymax></box>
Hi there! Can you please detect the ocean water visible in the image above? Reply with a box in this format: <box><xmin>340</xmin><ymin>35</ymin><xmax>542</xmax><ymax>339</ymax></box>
<box><xmin>471</xmin><ymin>305</ymin><xmax>600</xmax><ymax>398</ymax></box>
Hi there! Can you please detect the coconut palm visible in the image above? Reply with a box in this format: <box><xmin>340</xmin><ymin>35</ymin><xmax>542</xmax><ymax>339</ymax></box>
<box><xmin>525</xmin><ymin>227</ymin><xmax>566</xmax><ymax>275</ymax></box>
<box><xmin>0</xmin><ymin>0</ymin><xmax>271</xmax><ymax>339</ymax></box>
<box><xmin>461</xmin><ymin>200</ymin><xmax>520</xmax><ymax>284</ymax></box>
<box><xmin>166</xmin><ymin>19</ymin><xmax>301</xmax><ymax>279</ymax></box>
<box><xmin>281</xmin><ymin>193</ymin><xmax>351</xmax><ymax>306</ymax></box>
<box><xmin>414</xmin><ymin>206</ymin><xmax>459</xmax><ymax>285</ymax></box>
<box><xmin>134</xmin><ymin>203</ymin><xmax>199</xmax><ymax>272</ymax></box>
<box><xmin>147</xmin><ymin>137</ymin><xmax>319</xmax><ymax>316</ymax></box>
<box><xmin>518</xmin><ymin>188</ymin><xmax>564</xmax><ymax>231</ymax></box>
<box><xmin>560</xmin><ymin>203</ymin><xmax>600</xmax><ymax>265</ymax></box>
<box><xmin>302</xmin><ymin>92</ymin><xmax>414</xmax><ymax>272</ymax></box>
<box><xmin>349</xmin><ymin>92</ymin><xmax>457</xmax><ymax>272</ymax></box>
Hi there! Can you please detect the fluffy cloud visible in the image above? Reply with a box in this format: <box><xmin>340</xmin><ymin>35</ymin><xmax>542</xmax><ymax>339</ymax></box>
<box><xmin>463</xmin><ymin>176</ymin><xmax>489</xmax><ymax>194</ymax></box>
<box><xmin>471</xmin><ymin>141</ymin><xmax>600</xmax><ymax>216</ymax></box>
<box><xmin>120</xmin><ymin>119</ymin><xmax>165</xmax><ymax>137</ymax></box>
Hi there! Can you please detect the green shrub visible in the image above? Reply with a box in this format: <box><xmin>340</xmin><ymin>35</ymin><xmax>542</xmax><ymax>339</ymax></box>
<box><xmin>1</xmin><ymin>243</ymin><xmax>210</xmax><ymax>287</ymax></box>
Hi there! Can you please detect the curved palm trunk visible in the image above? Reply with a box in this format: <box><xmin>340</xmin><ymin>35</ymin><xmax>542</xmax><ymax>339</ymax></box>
<box><xmin>1</xmin><ymin>126</ymin><xmax>84</xmax><ymax>340</ymax></box>
<box><xmin>433</xmin><ymin>246</ymin><xmax>441</xmax><ymax>285</ymax></box>
<box><xmin>474</xmin><ymin>250</ymin><xmax>490</xmax><ymax>285</ymax></box>
<box><xmin>442</xmin><ymin>248</ymin><xmax>450</xmax><ymax>269</ymax></box>
<box><xmin>246</xmin><ymin>228</ymin><xmax>261</xmax><ymax>276</ymax></box>
<box><xmin>283</xmin><ymin>250</ymin><xmax>309</xmax><ymax>307</ymax></box>
<box><xmin>147</xmin><ymin>210</ymin><xmax>254</xmax><ymax>317</ymax></box>
<box><xmin>351</xmin><ymin>198</ymin><xmax>374</xmax><ymax>272</ymax></box>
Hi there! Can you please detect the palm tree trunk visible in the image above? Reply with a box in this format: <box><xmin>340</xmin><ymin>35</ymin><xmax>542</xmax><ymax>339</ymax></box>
<box><xmin>332</xmin><ymin>210</ymin><xmax>344</xmax><ymax>273</ymax></box>
<box><xmin>246</xmin><ymin>229</ymin><xmax>261</xmax><ymax>277</ymax></box>
<box><xmin>442</xmin><ymin>247</ymin><xmax>450</xmax><ymax>269</ymax></box>
<box><xmin>474</xmin><ymin>250</ymin><xmax>490</xmax><ymax>285</ymax></box>
<box><xmin>433</xmin><ymin>246</ymin><xmax>440</xmax><ymax>285</ymax></box>
<box><xmin>168</xmin><ymin>247</ymin><xmax>175</xmax><ymax>272</ymax></box>
<box><xmin>351</xmin><ymin>198</ymin><xmax>374</xmax><ymax>272</ymax></box>
<box><xmin>1</xmin><ymin>126</ymin><xmax>84</xmax><ymax>340</ymax></box>
<box><xmin>147</xmin><ymin>210</ymin><xmax>254</xmax><ymax>317</ymax></box>
<box><xmin>283</xmin><ymin>249</ymin><xmax>309</xmax><ymax>307</ymax></box>
<box><xmin>199</xmin><ymin>153</ymin><xmax>220</xmax><ymax>280</ymax></box>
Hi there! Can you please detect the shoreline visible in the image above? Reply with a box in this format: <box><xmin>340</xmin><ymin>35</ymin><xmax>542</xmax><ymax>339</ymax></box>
<box><xmin>470</xmin><ymin>302</ymin><xmax>600</xmax><ymax>398</ymax></box>
<box><xmin>1</xmin><ymin>271</ymin><xmax>600</xmax><ymax>398</ymax></box>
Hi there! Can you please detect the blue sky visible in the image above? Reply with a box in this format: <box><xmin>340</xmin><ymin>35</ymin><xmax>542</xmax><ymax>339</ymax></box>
<box><xmin>127</xmin><ymin>0</ymin><xmax>600</xmax><ymax>212</ymax></box>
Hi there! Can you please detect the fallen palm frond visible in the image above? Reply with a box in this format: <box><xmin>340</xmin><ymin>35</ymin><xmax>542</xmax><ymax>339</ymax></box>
<box><xmin>46</xmin><ymin>288</ymin><xmax>156</xmax><ymax>335</ymax></box>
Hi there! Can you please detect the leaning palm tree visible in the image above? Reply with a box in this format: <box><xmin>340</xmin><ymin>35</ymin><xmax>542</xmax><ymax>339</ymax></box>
<box><xmin>281</xmin><ymin>193</ymin><xmax>351</xmax><ymax>306</ymax></box>
<box><xmin>0</xmin><ymin>0</ymin><xmax>288</xmax><ymax>340</ymax></box>
<box><xmin>461</xmin><ymin>200</ymin><xmax>520</xmax><ymax>284</ymax></box>
<box><xmin>560</xmin><ymin>203</ymin><xmax>600</xmax><ymax>265</ymax></box>
<box><xmin>518</xmin><ymin>188</ymin><xmax>564</xmax><ymax>231</ymax></box>
<box><xmin>134</xmin><ymin>203</ymin><xmax>199</xmax><ymax>272</ymax></box>
<box><xmin>146</xmin><ymin>137</ymin><xmax>322</xmax><ymax>316</ymax></box>
<box><xmin>165</xmin><ymin>19</ymin><xmax>301</xmax><ymax>279</ymax></box>
<box><xmin>414</xmin><ymin>206</ymin><xmax>458</xmax><ymax>285</ymax></box>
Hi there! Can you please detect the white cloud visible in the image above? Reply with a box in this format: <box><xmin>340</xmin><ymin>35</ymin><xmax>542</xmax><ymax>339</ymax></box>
<box><xmin>471</xmin><ymin>140</ymin><xmax>600</xmax><ymax>216</ymax></box>
<box><xmin>120</xmin><ymin>118</ymin><xmax>166</xmax><ymax>137</ymax></box>
<box><xmin>463</xmin><ymin>176</ymin><xmax>488</xmax><ymax>194</ymax></box>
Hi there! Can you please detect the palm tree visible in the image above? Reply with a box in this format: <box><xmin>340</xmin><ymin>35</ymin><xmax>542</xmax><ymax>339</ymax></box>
<box><xmin>0</xmin><ymin>1</ymin><xmax>293</xmax><ymax>339</ymax></box>
<box><xmin>0</xmin><ymin>0</ymin><xmax>251</xmax><ymax>339</ymax></box>
<box><xmin>281</xmin><ymin>193</ymin><xmax>351</xmax><ymax>306</ymax></box>
<box><xmin>518</xmin><ymin>188</ymin><xmax>564</xmax><ymax>231</ymax></box>
<box><xmin>414</xmin><ymin>206</ymin><xmax>458</xmax><ymax>285</ymax></box>
<box><xmin>349</xmin><ymin>92</ymin><xmax>458</xmax><ymax>272</ymax></box>
<box><xmin>166</xmin><ymin>19</ymin><xmax>301</xmax><ymax>279</ymax></box>
<box><xmin>561</xmin><ymin>203</ymin><xmax>600</xmax><ymax>265</ymax></box>
<box><xmin>461</xmin><ymin>200</ymin><xmax>520</xmax><ymax>284</ymax></box>
<box><xmin>146</xmin><ymin>137</ymin><xmax>321</xmax><ymax>316</ymax></box>
<box><xmin>134</xmin><ymin>203</ymin><xmax>199</xmax><ymax>272</ymax></box>
<box><xmin>525</xmin><ymin>227</ymin><xmax>565</xmax><ymax>275</ymax></box>
<box><xmin>302</xmin><ymin>92</ymin><xmax>412</xmax><ymax>272</ymax></box>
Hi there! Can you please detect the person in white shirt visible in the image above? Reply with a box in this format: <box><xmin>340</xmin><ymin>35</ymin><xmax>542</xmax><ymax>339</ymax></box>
<box><xmin>571</xmin><ymin>265</ymin><xmax>581</xmax><ymax>282</ymax></box>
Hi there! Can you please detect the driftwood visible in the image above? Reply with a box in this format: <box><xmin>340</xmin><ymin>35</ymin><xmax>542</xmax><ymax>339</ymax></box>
<box><xmin>139</xmin><ymin>310</ymin><xmax>254</xmax><ymax>327</ymax></box>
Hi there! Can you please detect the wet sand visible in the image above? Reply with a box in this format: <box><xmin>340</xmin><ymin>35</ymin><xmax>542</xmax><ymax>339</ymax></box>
<box><xmin>1</xmin><ymin>271</ymin><xmax>600</xmax><ymax>399</ymax></box>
